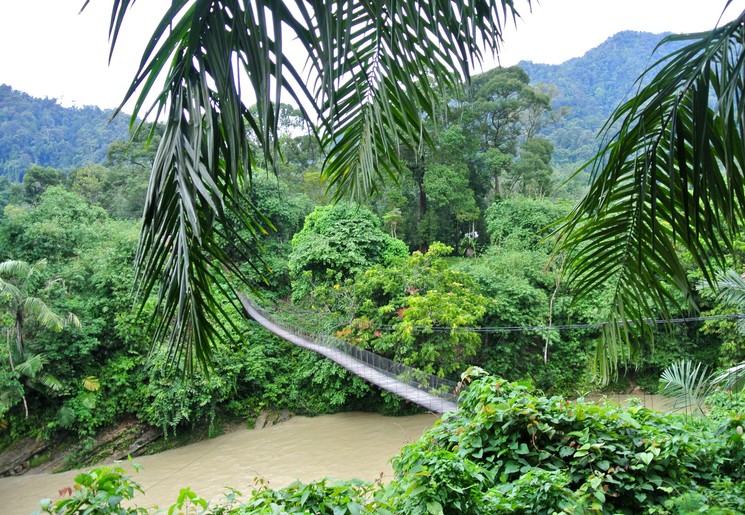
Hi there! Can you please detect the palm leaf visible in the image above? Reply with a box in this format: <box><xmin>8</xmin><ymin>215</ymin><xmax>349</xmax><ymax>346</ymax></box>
<box><xmin>555</xmin><ymin>9</ymin><xmax>745</xmax><ymax>383</ymax></box>
<box><xmin>65</xmin><ymin>313</ymin><xmax>81</xmax><ymax>330</ymax></box>
<box><xmin>660</xmin><ymin>359</ymin><xmax>715</xmax><ymax>414</ymax></box>
<box><xmin>15</xmin><ymin>352</ymin><xmax>48</xmax><ymax>379</ymax></box>
<box><xmin>704</xmin><ymin>269</ymin><xmax>745</xmax><ymax>390</ymax></box>
<box><xmin>88</xmin><ymin>0</ymin><xmax>532</xmax><ymax>371</ymax></box>
<box><xmin>711</xmin><ymin>362</ymin><xmax>745</xmax><ymax>392</ymax></box>
<box><xmin>38</xmin><ymin>373</ymin><xmax>63</xmax><ymax>393</ymax></box>
<box><xmin>16</xmin><ymin>352</ymin><xmax>63</xmax><ymax>393</ymax></box>
<box><xmin>0</xmin><ymin>260</ymin><xmax>33</xmax><ymax>279</ymax></box>
<box><xmin>83</xmin><ymin>376</ymin><xmax>101</xmax><ymax>392</ymax></box>
<box><xmin>705</xmin><ymin>268</ymin><xmax>745</xmax><ymax>334</ymax></box>
<box><xmin>57</xmin><ymin>404</ymin><xmax>75</xmax><ymax>429</ymax></box>
<box><xmin>21</xmin><ymin>298</ymin><xmax>65</xmax><ymax>332</ymax></box>
<box><xmin>0</xmin><ymin>279</ymin><xmax>22</xmax><ymax>304</ymax></box>
<box><xmin>0</xmin><ymin>259</ymin><xmax>46</xmax><ymax>302</ymax></box>
<box><xmin>713</xmin><ymin>269</ymin><xmax>745</xmax><ymax>305</ymax></box>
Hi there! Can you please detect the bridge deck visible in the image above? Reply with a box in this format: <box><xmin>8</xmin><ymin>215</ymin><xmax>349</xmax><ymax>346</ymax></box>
<box><xmin>239</xmin><ymin>295</ymin><xmax>458</xmax><ymax>414</ymax></box>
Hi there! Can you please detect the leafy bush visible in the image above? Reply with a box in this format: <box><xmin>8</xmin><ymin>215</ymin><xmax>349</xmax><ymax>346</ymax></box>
<box><xmin>289</xmin><ymin>203</ymin><xmax>407</xmax><ymax>301</ymax></box>
<box><xmin>390</xmin><ymin>368</ymin><xmax>745</xmax><ymax>513</ymax></box>
<box><xmin>241</xmin><ymin>478</ymin><xmax>392</xmax><ymax>514</ymax></box>
<box><xmin>331</xmin><ymin>242</ymin><xmax>489</xmax><ymax>378</ymax></box>
<box><xmin>38</xmin><ymin>463</ymin><xmax>148</xmax><ymax>514</ymax></box>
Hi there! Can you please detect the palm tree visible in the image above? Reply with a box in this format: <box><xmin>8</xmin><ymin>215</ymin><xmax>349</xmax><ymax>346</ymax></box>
<box><xmin>0</xmin><ymin>259</ymin><xmax>79</xmax><ymax>417</ymax></box>
<box><xmin>0</xmin><ymin>260</ymin><xmax>65</xmax><ymax>358</ymax></box>
<box><xmin>555</xmin><ymin>4</ymin><xmax>745</xmax><ymax>382</ymax></box>
<box><xmin>83</xmin><ymin>0</ymin><xmax>533</xmax><ymax>371</ymax></box>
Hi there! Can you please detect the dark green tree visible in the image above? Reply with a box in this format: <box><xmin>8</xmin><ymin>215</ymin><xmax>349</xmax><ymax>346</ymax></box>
<box><xmin>289</xmin><ymin>203</ymin><xmax>407</xmax><ymax>301</ymax></box>
<box><xmin>457</xmin><ymin>66</ymin><xmax>552</xmax><ymax>198</ymax></box>
<box><xmin>22</xmin><ymin>165</ymin><xmax>65</xmax><ymax>204</ymax></box>
<box><xmin>1</xmin><ymin>187</ymin><xmax>108</xmax><ymax>262</ymax></box>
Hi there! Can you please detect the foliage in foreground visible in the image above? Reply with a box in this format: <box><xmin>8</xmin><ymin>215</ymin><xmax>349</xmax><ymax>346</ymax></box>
<box><xmin>392</xmin><ymin>369</ymin><xmax>745</xmax><ymax>513</ymax></box>
<box><xmin>39</xmin><ymin>371</ymin><xmax>745</xmax><ymax>514</ymax></box>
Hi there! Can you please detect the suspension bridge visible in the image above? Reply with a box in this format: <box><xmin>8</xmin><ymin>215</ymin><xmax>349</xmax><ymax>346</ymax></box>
<box><xmin>238</xmin><ymin>294</ymin><xmax>459</xmax><ymax>413</ymax></box>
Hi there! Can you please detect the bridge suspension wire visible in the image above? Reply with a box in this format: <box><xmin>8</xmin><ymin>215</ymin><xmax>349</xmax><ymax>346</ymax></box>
<box><xmin>373</xmin><ymin>313</ymin><xmax>745</xmax><ymax>333</ymax></box>
<box><xmin>238</xmin><ymin>294</ymin><xmax>459</xmax><ymax>414</ymax></box>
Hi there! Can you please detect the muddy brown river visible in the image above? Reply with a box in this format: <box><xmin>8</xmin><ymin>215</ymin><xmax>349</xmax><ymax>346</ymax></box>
<box><xmin>0</xmin><ymin>412</ymin><xmax>439</xmax><ymax>514</ymax></box>
<box><xmin>0</xmin><ymin>393</ymin><xmax>670</xmax><ymax>514</ymax></box>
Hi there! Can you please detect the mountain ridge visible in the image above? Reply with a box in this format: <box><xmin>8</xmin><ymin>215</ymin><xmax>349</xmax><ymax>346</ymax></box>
<box><xmin>0</xmin><ymin>30</ymin><xmax>680</xmax><ymax>181</ymax></box>
<box><xmin>0</xmin><ymin>84</ymin><xmax>130</xmax><ymax>181</ymax></box>
<box><xmin>517</xmin><ymin>30</ymin><xmax>681</xmax><ymax>167</ymax></box>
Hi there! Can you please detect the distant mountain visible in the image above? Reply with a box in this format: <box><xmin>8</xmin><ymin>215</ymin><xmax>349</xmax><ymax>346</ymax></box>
<box><xmin>519</xmin><ymin>31</ymin><xmax>684</xmax><ymax>168</ymax></box>
<box><xmin>0</xmin><ymin>84</ymin><xmax>130</xmax><ymax>181</ymax></box>
<box><xmin>0</xmin><ymin>32</ymin><xmax>687</xmax><ymax>183</ymax></box>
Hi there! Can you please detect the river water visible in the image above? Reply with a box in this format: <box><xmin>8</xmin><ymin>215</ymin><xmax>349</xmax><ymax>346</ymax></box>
<box><xmin>0</xmin><ymin>412</ymin><xmax>439</xmax><ymax>514</ymax></box>
<box><xmin>0</xmin><ymin>393</ymin><xmax>672</xmax><ymax>514</ymax></box>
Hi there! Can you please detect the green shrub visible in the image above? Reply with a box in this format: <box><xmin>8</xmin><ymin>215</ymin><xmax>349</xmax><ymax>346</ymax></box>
<box><xmin>38</xmin><ymin>463</ymin><xmax>149</xmax><ymax>514</ymax></box>
<box><xmin>391</xmin><ymin>368</ymin><xmax>744</xmax><ymax>513</ymax></box>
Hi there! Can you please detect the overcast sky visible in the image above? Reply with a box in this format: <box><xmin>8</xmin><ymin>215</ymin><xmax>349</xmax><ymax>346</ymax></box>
<box><xmin>1</xmin><ymin>0</ymin><xmax>743</xmax><ymax>112</ymax></box>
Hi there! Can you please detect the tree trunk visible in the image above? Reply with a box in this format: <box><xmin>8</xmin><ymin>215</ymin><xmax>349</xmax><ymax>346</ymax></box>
<box><xmin>412</xmin><ymin>162</ymin><xmax>427</xmax><ymax>221</ymax></box>
<box><xmin>15</xmin><ymin>312</ymin><xmax>23</xmax><ymax>357</ymax></box>
<box><xmin>494</xmin><ymin>173</ymin><xmax>502</xmax><ymax>198</ymax></box>
<box><xmin>409</xmin><ymin>159</ymin><xmax>429</xmax><ymax>253</ymax></box>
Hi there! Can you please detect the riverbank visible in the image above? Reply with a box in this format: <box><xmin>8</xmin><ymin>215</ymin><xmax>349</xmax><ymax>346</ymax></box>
<box><xmin>0</xmin><ymin>412</ymin><xmax>439</xmax><ymax>514</ymax></box>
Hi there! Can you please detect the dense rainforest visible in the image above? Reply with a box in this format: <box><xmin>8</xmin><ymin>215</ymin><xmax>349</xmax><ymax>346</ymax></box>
<box><xmin>0</xmin><ymin>85</ymin><xmax>129</xmax><ymax>182</ymax></box>
<box><xmin>0</xmin><ymin>28</ymin><xmax>743</xmax><ymax>512</ymax></box>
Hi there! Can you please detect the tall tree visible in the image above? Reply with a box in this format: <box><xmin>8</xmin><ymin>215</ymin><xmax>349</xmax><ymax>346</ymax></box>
<box><xmin>457</xmin><ymin>66</ymin><xmax>552</xmax><ymax>197</ymax></box>
<box><xmin>22</xmin><ymin>165</ymin><xmax>65</xmax><ymax>204</ymax></box>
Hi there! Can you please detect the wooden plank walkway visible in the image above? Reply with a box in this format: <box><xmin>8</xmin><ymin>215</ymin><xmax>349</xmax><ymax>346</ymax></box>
<box><xmin>239</xmin><ymin>294</ymin><xmax>458</xmax><ymax>414</ymax></box>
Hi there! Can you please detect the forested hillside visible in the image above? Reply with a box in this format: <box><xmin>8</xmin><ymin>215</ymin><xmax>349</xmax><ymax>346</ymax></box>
<box><xmin>520</xmin><ymin>31</ymin><xmax>681</xmax><ymax>169</ymax></box>
<box><xmin>0</xmin><ymin>32</ymin><xmax>671</xmax><ymax>185</ymax></box>
<box><xmin>0</xmin><ymin>85</ymin><xmax>129</xmax><ymax>181</ymax></box>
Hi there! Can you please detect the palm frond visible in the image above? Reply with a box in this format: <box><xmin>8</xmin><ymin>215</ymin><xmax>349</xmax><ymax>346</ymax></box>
<box><xmin>711</xmin><ymin>361</ymin><xmax>745</xmax><ymax>392</ymax></box>
<box><xmin>57</xmin><ymin>404</ymin><xmax>75</xmax><ymax>429</ymax></box>
<box><xmin>15</xmin><ymin>352</ymin><xmax>48</xmax><ymax>379</ymax></box>
<box><xmin>65</xmin><ymin>313</ymin><xmax>81</xmax><ymax>330</ymax></box>
<box><xmin>712</xmin><ymin>269</ymin><xmax>745</xmax><ymax>308</ymax></box>
<box><xmin>38</xmin><ymin>373</ymin><xmax>63</xmax><ymax>393</ymax></box>
<box><xmin>555</xmin><ymin>10</ymin><xmax>745</xmax><ymax>382</ymax></box>
<box><xmin>660</xmin><ymin>359</ymin><xmax>716</xmax><ymax>414</ymax></box>
<box><xmin>313</xmin><ymin>0</ymin><xmax>525</xmax><ymax>199</ymax></box>
<box><xmin>92</xmin><ymin>0</ymin><xmax>532</xmax><ymax>371</ymax></box>
<box><xmin>0</xmin><ymin>260</ymin><xmax>32</xmax><ymax>279</ymax></box>
<box><xmin>21</xmin><ymin>297</ymin><xmax>65</xmax><ymax>332</ymax></box>
<box><xmin>0</xmin><ymin>279</ymin><xmax>22</xmax><ymax>304</ymax></box>
<box><xmin>706</xmin><ymin>269</ymin><xmax>745</xmax><ymax>334</ymax></box>
<box><xmin>83</xmin><ymin>375</ymin><xmax>101</xmax><ymax>392</ymax></box>
<box><xmin>0</xmin><ymin>259</ymin><xmax>46</xmax><ymax>302</ymax></box>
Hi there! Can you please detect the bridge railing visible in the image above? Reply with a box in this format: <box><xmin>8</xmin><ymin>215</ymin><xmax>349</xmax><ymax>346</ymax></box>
<box><xmin>246</xmin><ymin>298</ymin><xmax>459</xmax><ymax>405</ymax></box>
